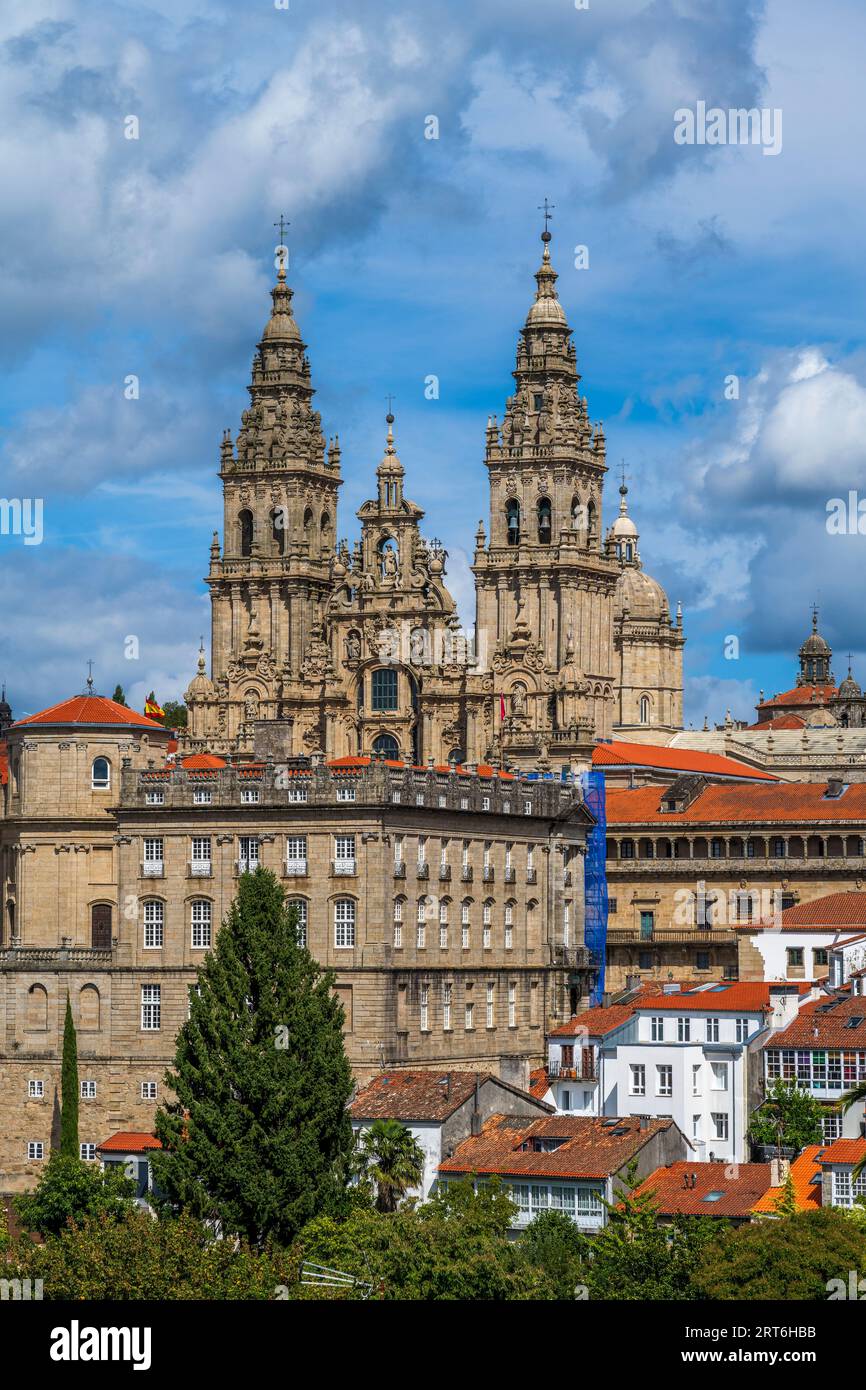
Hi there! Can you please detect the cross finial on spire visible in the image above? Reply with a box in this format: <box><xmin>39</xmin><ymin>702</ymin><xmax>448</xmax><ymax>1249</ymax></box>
<box><xmin>273</xmin><ymin>214</ymin><xmax>290</xmax><ymax>278</ymax></box>
<box><xmin>273</xmin><ymin>213</ymin><xmax>289</xmax><ymax>246</ymax></box>
<box><xmin>538</xmin><ymin>197</ymin><xmax>555</xmax><ymax>242</ymax></box>
<box><xmin>86</xmin><ymin>659</ymin><xmax>94</xmax><ymax>695</ymax></box>
<box><xmin>385</xmin><ymin>392</ymin><xmax>395</xmax><ymax>422</ymax></box>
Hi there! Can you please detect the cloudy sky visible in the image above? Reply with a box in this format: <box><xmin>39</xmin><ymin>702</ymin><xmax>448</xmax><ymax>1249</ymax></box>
<box><xmin>1</xmin><ymin>0</ymin><xmax>865</xmax><ymax>725</ymax></box>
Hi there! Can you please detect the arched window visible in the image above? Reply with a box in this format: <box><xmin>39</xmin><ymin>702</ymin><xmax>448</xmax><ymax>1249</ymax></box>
<box><xmin>27</xmin><ymin>984</ymin><xmax>48</xmax><ymax>1031</ymax></box>
<box><xmin>303</xmin><ymin>506</ymin><xmax>314</xmax><ymax>538</ymax></box>
<box><xmin>537</xmin><ymin>497</ymin><xmax>552</xmax><ymax>544</ymax></box>
<box><xmin>448</xmin><ymin>748</ymin><xmax>463</xmax><ymax>766</ymax></box>
<box><xmin>272</xmin><ymin>508</ymin><xmax>286</xmax><ymax>555</ymax></box>
<box><xmin>239</xmin><ymin>510</ymin><xmax>253</xmax><ymax>557</ymax></box>
<box><xmin>506</xmin><ymin>499</ymin><xmax>520</xmax><ymax>545</ymax></box>
<box><xmin>79</xmin><ymin>984</ymin><xmax>100</xmax><ymax>1031</ymax></box>
<box><xmin>586</xmin><ymin>498</ymin><xmax>596</xmax><ymax>537</ymax></box>
<box><xmin>287</xmin><ymin>898</ymin><xmax>308</xmax><ymax>948</ymax></box>
<box><xmin>625</xmin><ymin>541</ymin><xmax>634</xmax><ymax>562</ymax></box>
<box><xmin>372</xmin><ymin>732</ymin><xmax>400</xmax><ymax>760</ymax></box>
<box><xmin>639</xmin><ymin>695</ymin><xmax>650</xmax><ymax>724</ymax></box>
<box><xmin>91</xmin><ymin>903</ymin><xmax>112</xmax><ymax>950</ymax></box>
<box><xmin>91</xmin><ymin>757</ymin><xmax>110</xmax><ymax>790</ymax></box>
<box><xmin>571</xmin><ymin>496</ymin><xmax>583</xmax><ymax>530</ymax></box>
<box><xmin>334</xmin><ymin>898</ymin><xmax>355</xmax><ymax>948</ymax></box>
<box><xmin>320</xmin><ymin>511</ymin><xmax>331</xmax><ymax>545</ymax></box>
<box><xmin>371</xmin><ymin>667</ymin><xmax>398</xmax><ymax>711</ymax></box>
<box><xmin>143</xmin><ymin>900</ymin><xmax>164</xmax><ymax>949</ymax></box>
<box><xmin>190</xmin><ymin>899</ymin><xmax>212</xmax><ymax>949</ymax></box>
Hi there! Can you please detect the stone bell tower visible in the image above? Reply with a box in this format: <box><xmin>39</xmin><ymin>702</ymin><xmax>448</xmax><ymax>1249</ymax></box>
<box><xmin>205</xmin><ymin>256</ymin><xmax>343</xmax><ymax>746</ymax></box>
<box><xmin>471</xmin><ymin>217</ymin><xmax>618</xmax><ymax>766</ymax></box>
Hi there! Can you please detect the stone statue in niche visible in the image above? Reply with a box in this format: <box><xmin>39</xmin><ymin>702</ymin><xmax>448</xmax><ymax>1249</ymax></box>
<box><xmin>511</xmin><ymin>682</ymin><xmax>527</xmax><ymax>716</ymax></box>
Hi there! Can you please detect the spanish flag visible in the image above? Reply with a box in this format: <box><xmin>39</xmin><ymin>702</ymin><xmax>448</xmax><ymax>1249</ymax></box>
<box><xmin>144</xmin><ymin>692</ymin><xmax>165</xmax><ymax>721</ymax></box>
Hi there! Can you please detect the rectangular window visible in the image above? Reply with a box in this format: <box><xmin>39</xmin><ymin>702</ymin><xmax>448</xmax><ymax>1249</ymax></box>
<box><xmin>482</xmin><ymin>796</ymin><xmax>490</xmax><ymax>811</ymax></box>
<box><xmin>692</xmin><ymin>1064</ymin><xmax>701</xmax><ymax>1095</ymax></box>
<box><xmin>711</xmin><ymin>1061</ymin><xmax>729</xmax><ymax>1091</ymax></box>
<box><xmin>443</xmin><ymin>982</ymin><xmax>452</xmax><ymax>1031</ymax></box>
<box><xmin>334</xmin><ymin>899</ymin><xmax>356</xmax><ymax>948</ymax></box>
<box><xmin>460</xmin><ymin>796</ymin><xmax>469</xmax><ymax>810</ymax></box>
<box><xmin>336</xmin><ymin>785</ymin><xmax>356</xmax><ymax>802</ymax></box>
<box><xmin>141</xmin><ymin>985</ymin><xmax>161</xmax><ymax>1031</ymax></box>
<box><xmin>145</xmin><ymin>791</ymin><xmax>164</xmax><ymax>806</ymax></box>
<box><xmin>191</xmin><ymin>835</ymin><xmax>211</xmax><ymax>873</ymax></box>
<box><xmin>505</xmin><ymin>902</ymin><xmax>513</xmax><ymax>951</ymax></box>
<box><xmin>286</xmin><ymin>835</ymin><xmax>307</xmax><ymax>873</ymax></box>
<box><xmin>656</xmin><ymin>1065</ymin><xmax>672</xmax><ymax>1097</ymax></box>
<box><xmin>191</xmin><ymin>899</ymin><xmax>212</xmax><ymax>949</ymax></box>
<box><xmin>143</xmin><ymin>900</ymin><xmax>164</xmax><ymax>949</ymax></box>
<box><xmin>420</xmin><ymin>984</ymin><xmax>429</xmax><ymax>1032</ymax></box>
<box><xmin>393</xmin><ymin>898</ymin><xmax>403</xmax><ymax>948</ymax></box>
<box><xmin>692</xmin><ymin>1114</ymin><xmax>701</xmax><ymax>1140</ymax></box>
<box><xmin>508</xmin><ymin>983</ymin><xmax>517</xmax><ymax>1028</ymax></box>
<box><xmin>80</xmin><ymin>1080</ymin><xmax>96</xmax><ymax>1099</ymax></box>
<box><xmin>440</xmin><ymin>839</ymin><xmax>449</xmax><ymax>867</ymax></box>
<box><xmin>651</xmin><ymin>1016</ymin><xmax>664</xmax><ymax>1042</ymax></box>
<box><xmin>141</xmin><ymin>1081</ymin><xmax>158</xmax><ymax>1101</ymax></box>
<box><xmin>142</xmin><ymin>837</ymin><xmax>164</xmax><ymax>874</ymax></box>
<box><xmin>417</xmin><ymin>835</ymin><xmax>427</xmax><ymax>865</ymax></box>
<box><xmin>524</xmin><ymin>800</ymin><xmax>532</xmax><ymax>816</ymax></box>
<box><xmin>288</xmin><ymin>898</ymin><xmax>307</xmax><ymax>947</ymax></box>
<box><xmin>238</xmin><ymin>836</ymin><xmax>259</xmax><ymax>871</ymax></box>
<box><xmin>371</xmin><ymin>667</ymin><xmax>398</xmax><ymax>711</ymax></box>
<box><xmin>736</xmin><ymin>1016</ymin><xmax>750</xmax><ymax>1043</ymax></box>
<box><xmin>80</xmin><ymin>1143</ymin><xmax>97</xmax><ymax>1162</ymax></box>
<box><xmin>417</xmin><ymin>898</ymin><xmax>426</xmax><ymax>949</ymax></box>
<box><xmin>27</xmin><ymin>1079</ymin><xmax>44</xmax><ymax>1099</ymax></box>
<box><xmin>678</xmin><ymin>1017</ymin><xmax>691</xmax><ymax>1042</ymax></box>
<box><xmin>787</xmin><ymin>947</ymin><xmax>804</xmax><ymax>968</ymax></box>
<box><xmin>288</xmin><ymin>784</ymin><xmax>308</xmax><ymax>803</ymax></box>
<box><xmin>241</xmin><ymin>787</ymin><xmax>260</xmax><ymax>804</ymax></box>
<box><xmin>394</xmin><ymin>835</ymin><xmax>403</xmax><ymax>866</ymax></box>
<box><xmin>711</xmin><ymin>1112</ymin><xmax>729</xmax><ymax>1141</ymax></box>
<box><xmin>563</xmin><ymin>901</ymin><xmax>571</xmax><ymax>947</ymax></box>
<box><xmin>27</xmin><ymin>1142</ymin><xmax>44</xmax><ymax>1160</ymax></box>
<box><xmin>629</xmin><ymin>1064</ymin><xmax>646</xmax><ymax>1096</ymax></box>
<box><xmin>486</xmin><ymin>982</ymin><xmax>495</xmax><ymax>1028</ymax></box>
<box><xmin>465</xmin><ymin>1000</ymin><xmax>474</xmax><ymax>1030</ymax></box>
<box><xmin>706</xmin><ymin>1017</ymin><xmax>719</xmax><ymax>1043</ymax></box>
<box><xmin>193</xmin><ymin>788</ymin><xmax>212</xmax><ymax>805</ymax></box>
<box><xmin>334</xmin><ymin>835</ymin><xmax>356</xmax><ymax>874</ymax></box>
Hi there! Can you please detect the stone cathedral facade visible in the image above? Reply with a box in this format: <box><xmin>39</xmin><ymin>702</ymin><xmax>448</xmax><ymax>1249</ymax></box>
<box><xmin>183</xmin><ymin>230</ymin><xmax>684</xmax><ymax>768</ymax></box>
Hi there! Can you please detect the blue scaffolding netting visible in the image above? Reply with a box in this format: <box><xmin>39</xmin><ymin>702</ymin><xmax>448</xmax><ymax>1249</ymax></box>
<box><xmin>580</xmin><ymin>768</ymin><xmax>608</xmax><ymax>1005</ymax></box>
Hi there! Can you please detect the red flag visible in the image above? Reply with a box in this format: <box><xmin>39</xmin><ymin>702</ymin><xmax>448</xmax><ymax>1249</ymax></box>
<box><xmin>499</xmin><ymin>693</ymin><xmax>506</xmax><ymax>722</ymax></box>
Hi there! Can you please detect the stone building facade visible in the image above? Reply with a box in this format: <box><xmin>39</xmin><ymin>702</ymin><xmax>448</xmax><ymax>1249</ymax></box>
<box><xmin>183</xmin><ymin>229</ymin><xmax>683</xmax><ymax>771</ymax></box>
<box><xmin>0</xmin><ymin>694</ymin><xmax>595</xmax><ymax>1191</ymax></box>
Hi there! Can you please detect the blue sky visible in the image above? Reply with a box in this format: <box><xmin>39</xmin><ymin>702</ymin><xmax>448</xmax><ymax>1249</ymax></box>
<box><xmin>2</xmin><ymin>0</ymin><xmax>866</xmax><ymax>726</ymax></box>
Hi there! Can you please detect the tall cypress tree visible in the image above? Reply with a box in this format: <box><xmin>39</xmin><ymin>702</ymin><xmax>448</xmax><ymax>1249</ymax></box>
<box><xmin>152</xmin><ymin>867</ymin><xmax>354</xmax><ymax>1245</ymax></box>
<box><xmin>60</xmin><ymin>995</ymin><xmax>79</xmax><ymax>1158</ymax></box>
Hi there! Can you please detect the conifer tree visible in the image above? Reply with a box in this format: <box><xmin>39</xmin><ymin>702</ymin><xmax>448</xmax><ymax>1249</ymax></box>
<box><xmin>112</xmin><ymin>684</ymin><xmax>127</xmax><ymax>706</ymax></box>
<box><xmin>59</xmin><ymin>995</ymin><xmax>79</xmax><ymax>1159</ymax></box>
<box><xmin>152</xmin><ymin>867</ymin><xmax>354</xmax><ymax>1246</ymax></box>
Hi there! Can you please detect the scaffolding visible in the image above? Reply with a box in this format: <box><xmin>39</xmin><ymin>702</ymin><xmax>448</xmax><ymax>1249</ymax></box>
<box><xmin>580</xmin><ymin>768</ymin><xmax>608</xmax><ymax>1005</ymax></box>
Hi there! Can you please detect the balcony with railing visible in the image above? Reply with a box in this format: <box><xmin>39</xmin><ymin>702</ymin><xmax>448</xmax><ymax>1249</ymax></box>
<box><xmin>482</xmin><ymin>865</ymin><xmax>495</xmax><ymax>883</ymax></box>
<box><xmin>606</xmin><ymin>927</ymin><xmax>737</xmax><ymax>946</ymax></box>
<box><xmin>141</xmin><ymin>860</ymin><xmax>164</xmax><ymax>878</ymax></box>
<box><xmin>504</xmin><ymin>866</ymin><xmax>516</xmax><ymax>884</ymax></box>
<box><xmin>549</xmin><ymin>1058</ymin><xmax>598</xmax><ymax>1083</ymax></box>
<box><xmin>438</xmin><ymin>863</ymin><xmax>451</xmax><ymax>882</ymax></box>
<box><xmin>332</xmin><ymin>858</ymin><xmax>357</xmax><ymax>877</ymax></box>
<box><xmin>284</xmin><ymin>858</ymin><xmax>308</xmax><ymax>876</ymax></box>
<box><xmin>188</xmin><ymin>859</ymin><xmax>212</xmax><ymax>878</ymax></box>
<box><xmin>393</xmin><ymin>860</ymin><xmax>406</xmax><ymax>878</ymax></box>
<box><xmin>416</xmin><ymin>861</ymin><xmax>429</xmax><ymax>880</ymax></box>
<box><xmin>460</xmin><ymin>865</ymin><xmax>473</xmax><ymax>882</ymax></box>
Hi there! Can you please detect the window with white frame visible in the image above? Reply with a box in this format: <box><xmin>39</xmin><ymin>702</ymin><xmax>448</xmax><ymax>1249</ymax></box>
<box><xmin>143</xmin><ymin>837</ymin><xmax>164</xmax><ymax>875</ymax></box>
<box><xmin>460</xmin><ymin>796</ymin><xmax>469</xmax><ymax>810</ymax></box>
<box><xmin>481</xmin><ymin>796</ymin><xmax>490</xmax><ymax>811</ymax></box>
<box><xmin>191</xmin><ymin>836</ymin><xmax>211</xmax><ymax>873</ymax></box>
<box><xmin>710</xmin><ymin>1061</ymin><xmax>729</xmax><ymax>1091</ymax></box>
<box><xmin>462</xmin><ymin>840</ymin><xmax>470</xmax><ymax>868</ymax></box>
<box><xmin>80</xmin><ymin>1143</ymin><xmax>97</xmax><ymax>1162</ymax></box>
<box><xmin>656</xmin><ymin>1064</ymin><xmax>673</xmax><ymax>1097</ymax></box>
<box><xmin>486</xmin><ymin>982</ymin><xmax>495</xmax><ymax>1028</ymax></box>
<box><xmin>692</xmin><ymin>1064</ymin><xmax>702</xmax><ymax>1096</ymax></box>
<box><xmin>420</xmin><ymin>983</ymin><xmax>430</xmax><ymax>1032</ymax></box>
<box><xmin>505</xmin><ymin>902</ymin><xmax>513</xmax><ymax>950</ymax></box>
<box><xmin>334</xmin><ymin>898</ymin><xmax>356</xmax><ymax>948</ymax></box>
<box><xmin>141</xmin><ymin>1081</ymin><xmax>158</xmax><ymax>1101</ymax></box>
<box><xmin>143</xmin><ymin>900</ymin><xmax>164</xmax><ymax>949</ymax></box>
<box><xmin>193</xmin><ymin>788</ymin><xmax>212</xmax><ymax>805</ymax></box>
<box><xmin>80</xmin><ymin>1080</ymin><xmax>96</xmax><ymax>1100</ymax></box>
<box><xmin>393</xmin><ymin>897</ymin><xmax>404</xmax><ymax>948</ymax></box>
<box><xmin>483</xmin><ymin>900</ymin><xmax>492</xmax><ymax>949</ymax></box>
<box><xmin>483</xmin><ymin>841</ymin><xmax>491</xmax><ymax>868</ymax></box>
<box><xmin>711</xmin><ymin>1112</ymin><xmax>729</xmax><ymax>1141</ymax></box>
<box><xmin>443</xmin><ymin>982</ymin><xmax>452</xmax><ymax>1030</ymax></box>
<box><xmin>822</xmin><ymin>1113</ymin><xmax>842</xmax><ymax>1142</ymax></box>
<box><xmin>336</xmin><ymin>784</ymin><xmax>356</xmax><ymax>802</ymax></box>
<box><xmin>288</xmin><ymin>784</ymin><xmax>308</xmax><ymax>803</ymax></box>
<box><xmin>241</xmin><ymin>787</ymin><xmax>260</xmax><ymax>804</ymax></box>
<box><xmin>334</xmin><ymin>835</ymin><xmax>355</xmax><ymax>873</ymax></box>
<box><xmin>286</xmin><ymin>835</ymin><xmax>307</xmax><ymax>874</ymax></box>
<box><xmin>394</xmin><ymin>835</ymin><xmax>403</xmax><ymax>867</ymax></box>
<box><xmin>678</xmin><ymin>1016</ymin><xmax>691</xmax><ymax>1042</ymax></box>
<box><xmin>563</xmin><ymin>900</ymin><xmax>571</xmax><ymax>947</ymax></box>
<box><xmin>238</xmin><ymin>836</ymin><xmax>259</xmax><ymax>871</ymax></box>
<box><xmin>692</xmin><ymin>1114</ymin><xmax>702</xmax><ymax>1140</ymax></box>
<box><xmin>629</xmin><ymin>1064</ymin><xmax>646</xmax><ymax>1096</ymax></box>
<box><xmin>440</xmin><ymin>839</ymin><xmax>449</xmax><ymax>867</ymax></box>
<box><xmin>465</xmin><ymin>998</ymin><xmax>474</xmax><ymax>1029</ymax></box>
<box><xmin>439</xmin><ymin>899</ymin><xmax>448</xmax><ymax>949</ymax></box>
<box><xmin>735</xmin><ymin>1016</ymin><xmax>750</xmax><ymax>1043</ymax></box>
<box><xmin>141</xmin><ymin>985</ymin><xmax>161</xmax><ymax>1030</ymax></box>
<box><xmin>651</xmin><ymin>1015</ymin><xmax>664</xmax><ymax>1042</ymax></box>
<box><xmin>145</xmin><ymin>790</ymin><xmax>164</xmax><ymax>805</ymax></box>
<box><xmin>91</xmin><ymin>757</ymin><xmax>110</xmax><ymax>790</ymax></box>
<box><xmin>418</xmin><ymin>835</ymin><xmax>427</xmax><ymax>866</ymax></box>
<box><xmin>287</xmin><ymin>898</ymin><xmax>307</xmax><ymax>948</ymax></box>
<box><xmin>524</xmin><ymin>800</ymin><xmax>532</xmax><ymax>816</ymax></box>
<box><xmin>508</xmin><ymin>982</ymin><xmax>517</xmax><ymax>1028</ymax></box>
<box><xmin>502</xmin><ymin>800</ymin><xmax>510</xmax><ymax>814</ymax></box>
<box><xmin>438</xmin><ymin>795</ymin><xmax>446</xmax><ymax>808</ymax></box>
<box><xmin>191</xmin><ymin>899</ymin><xmax>212</xmax><ymax>949</ymax></box>
<box><xmin>706</xmin><ymin>1017</ymin><xmax>719</xmax><ymax>1043</ymax></box>
<box><xmin>527</xmin><ymin>845</ymin><xmax>534</xmax><ymax>872</ymax></box>
<box><xmin>27</xmin><ymin>1079</ymin><xmax>44</xmax><ymax>1099</ymax></box>
<box><xmin>27</xmin><ymin>1141</ymin><xmax>44</xmax><ymax>1160</ymax></box>
<box><xmin>416</xmin><ymin>793</ymin><xmax>425</xmax><ymax>807</ymax></box>
<box><xmin>462</xmin><ymin>900</ymin><xmax>471</xmax><ymax>949</ymax></box>
<box><xmin>416</xmin><ymin>898</ymin><xmax>427</xmax><ymax>949</ymax></box>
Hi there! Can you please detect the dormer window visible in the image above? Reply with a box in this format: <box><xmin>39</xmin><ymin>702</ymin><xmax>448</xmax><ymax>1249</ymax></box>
<box><xmin>91</xmin><ymin>757</ymin><xmax>110</xmax><ymax>790</ymax></box>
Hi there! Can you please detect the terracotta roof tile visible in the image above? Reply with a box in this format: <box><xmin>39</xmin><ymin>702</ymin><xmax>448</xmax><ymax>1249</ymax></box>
<box><xmin>13</xmin><ymin>695</ymin><xmax>165</xmax><ymax>730</ymax></box>
<box><xmin>637</xmin><ymin>981</ymin><xmax>810</xmax><ymax>1013</ymax></box>
<box><xmin>606</xmin><ymin>780</ymin><xmax>866</xmax><ymax>826</ymax></box>
<box><xmin>439</xmin><ymin>1113</ymin><xmax>680</xmax><ymax>1180</ymax></box>
<box><xmin>350</xmin><ymin>1070</ymin><xmax>494</xmax><ymax>1122</ymax></box>
<box><xmin>772</xmin><ymin>893</ymin><xmax>866</xmax><ymax>930</ymax></box>
<box><xmin>592</xmin><ymin>740</ymin><xmax>776</xmax><ymax>781</ymax></box>
<box><xmin>765</xmin><ymin>993</ymin><xmax>866</xmax><ymax>1048</ymax></box>
<box><xmin>180</xmin><ymin>753</ymin><xmax>227</xmax><ymax>769</ymax></box>
<box><xmin>97</xmin><ymin>1131</ymin><xmax>162</xmax><ymax>1153</ymax></box>
<box><xmin>751</xmin><ymin>1146</ymin><xmax>824</xmax><ymax>1214</ymax></box>
<box><xmin>818</xmin><ymin>1138</ymin><xmax>866</xmax><ymax>1165</ymax></box>
<box><xmin>757</xmin><ymin>685</ymin><xmax>836</xmax><ymax>709</ymax></box>
<box><xmin>630</xmin><ymin>1161</ymin><xmax>774</xmax><ymax>1217</ymax></box>
<box><xmin>528</xmin><ymin>1068</ymin><xmax>551</xmax><ymax>1100</ymax></box>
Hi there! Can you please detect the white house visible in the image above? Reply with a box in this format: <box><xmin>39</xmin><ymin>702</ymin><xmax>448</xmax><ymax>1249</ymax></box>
<box><xmin>739</xmin><ymin>891</ymin><xmax>866</xmax><ymax>984</ymax></box>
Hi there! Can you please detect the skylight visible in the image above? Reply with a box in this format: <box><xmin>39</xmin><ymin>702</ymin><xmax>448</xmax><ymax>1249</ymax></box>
<box><xmin>703</xmin><ymin>1191</ymin><xmax>725</xmax><ymax>1202</ymax></box>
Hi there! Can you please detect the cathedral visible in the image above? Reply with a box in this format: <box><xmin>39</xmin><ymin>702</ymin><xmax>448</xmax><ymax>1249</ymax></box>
<box><xmin>182</xmin><ymin>226</ymin><xmax>684</xmax><ymax>769</ymax></box>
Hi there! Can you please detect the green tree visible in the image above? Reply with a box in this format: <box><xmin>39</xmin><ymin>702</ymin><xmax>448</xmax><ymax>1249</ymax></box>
<box><xmin>15</xmin><ymin>1155</ymin><xmax>136</xmax><ymax>1238</ymax></box>
<box><xmin>693</xmin><ymin>1208</ymin><xmax>866</xmax><ymax>1300</ymax></box>
<box><xmin>6</xmin><ymin>1210</ymin><xmax>298</xmax><ymax>1300</ymax></box>
<box><xmin>112</xmin><ymin>684</ymin><xmax>127</xmax><ymax>706</ymax></box>
<box><xmin>59</xmin><ymin>996</ymin><xmax>78</xmax><ymax>1159</ymax></box>
<box><xmin>774</xmin><ymin>1167</ymin><xmax>798</xmax><ymax>1216</ymax></box>
<box><xmin>161</xmin><ymin>699</ymin><xmax>188</xmax><ymax>729</ymax></box>
<box><xmin>151</xmin><ymin>868</ymin><xmax>354</xmax><ymax>1246</ymax></box>
<box><xmin>354</xmin><ymin>1119</ymin><xmax>424</xmax><ymax>1212</ymax></box>
<box><xmin>748</xmin><ymin>1079</ymin><xmax>824</xmax><ymax>1154</ymax></box>
<box><xmin>520</xmin><ymin>1209</ymin><xmax>589</xmax><ymax>1300</ymax></box>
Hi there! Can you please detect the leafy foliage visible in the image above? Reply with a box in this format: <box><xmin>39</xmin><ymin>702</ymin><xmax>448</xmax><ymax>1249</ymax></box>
<box><xmin>151</xmin><ymin>868</ymin><xmax>354</xmax><ymax>1246</ymax></box>
<box><xmin>59</xmin><ymin>996</ymin><xmax>78</xmax><ymax>1160</ymax></box>
<box><xmin>112</xmin><ymin>684</ymin><xmax>127</xmax><ymax>706</ymax></box>
<box><xmin>354</xmin><ymin>1119</ymin><xmax>424</xmax><ymax>1212</ymax></box>
<box><xmin>693</xmin><ymin>1208</ymin><xmax>866</xmax><ymax>1300</ymax></box>
<box><xmin>161</xmin><ymin>699</ymin><xmax>188</xmax><ymax>729</ymax></box>
<box><xmin>748</xmin><ymin>1079</ymin><xmax>824</xmax><ymax>1153</ymax></box>
<box><xmin>15</xmin><ymin>1155</ymin><xmax>136</xmax><ymax>1239</ymax></box>
<box><xmin>520</xmin><ymin>1209</ymin><xmax>589</xmax><ymax>1299</ymax></box>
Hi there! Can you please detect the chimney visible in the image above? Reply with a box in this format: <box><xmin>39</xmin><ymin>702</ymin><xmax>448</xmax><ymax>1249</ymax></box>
<box><xmin>470</xmin><ymin>1073</ymin><xmax>482</xmax><ymax>1136</ymax></box>
<box><xmin>690</xmin><ymin>1172</ymin><xmax>697</xmax><ymax>1189</ymax></box>
<box><xmin>768</xmin><ymin>983</ymin><xmax>802</xmax><ymax>1031</ymax></box>
<box><xmin>639</xmin><ymin>1114</ymin><xmax>649</xmax><ymax>1131</ymax></box>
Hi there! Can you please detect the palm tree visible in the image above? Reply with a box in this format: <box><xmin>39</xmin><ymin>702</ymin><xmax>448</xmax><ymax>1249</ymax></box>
<box><xmin>355</xmin><ymin>1119</ymin><xmax>424</xmax><ymax>1213</ymax></box>
<box><xmin>840</xmin><ymin>1082</ymin><xmax>866</xmax><ymax>1180</ymax></box>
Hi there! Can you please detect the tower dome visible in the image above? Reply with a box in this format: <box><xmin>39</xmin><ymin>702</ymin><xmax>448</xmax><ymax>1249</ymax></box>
<box><xmin>797</xmin><ymin>608</ymin><xmax>833</xmax><ymax>686</ymax></box>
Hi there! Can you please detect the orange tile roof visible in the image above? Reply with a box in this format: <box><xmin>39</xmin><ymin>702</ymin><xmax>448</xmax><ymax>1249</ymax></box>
<box><xmin>180</xmin><ymin>753</ymin><xmax>227</xmax><ymax>769</ymax></box>
<box><xmin>765</xmin><ymin>993</ymin><xmax>866</xmax><ymax>1048</ymax></box>
<box><xmin>637</xmin><ymin>981</ymin><xmax>810</xmax><ymax>1013</ymax></box>
<box><xmin>96</xmin><ymin>1131</ymin><xmax>162</xmax><ymax>1153</ymax></box>
<box><xmin>13</xmin><ymin>695</ymin><xmax>165</xmax><ymax>730</ymax></box>
<box><xmin>592</xmin><ymin>739</ymin><xmax>776</xmax><ymax>781</ymax></box>
<box><xmin>606</xmin><ymin>779</ymin><xmax>866</xmax><ymax>826</ymax></box>
<box><xmin>747</xmin><ymin>714</ymin><xmax>806</xmax><ymax>731</ymax></box>
<box><xmin>528</xmin><ymin>1068</ymin><xmax>551</xmax><ymax>1100</ymax></box>
<box><xmin>439</xmin><ymin>1113</ymin><xmax>680</xmax><ymax>1180</ymax></box>
<box><xmin>350</xmin><ymin>1071</ymin><xmax>494</xmax><ymax>1121</ymax></box>
<box><xmin>751</xmin><ymin>1146</ymin><xmax>824</xmax><ymax>1214</ymax></box>
<box><xmin>0</xmin><ymin>744</ymin><xmax>6</xmax><ymax>787</ymax></box>
<box><xmin>631</xmin><ymin>1161</ymin><xmax>774</xmax><ymax>1217</ymax></box>
<box><xmin>819</xmin><ymin>1138</ymin><xmax>866</xmax><ymax>1165</ymax></box>
<box><xmin>326</xmin><ymin>755</ymin><xmax>517</xmax><ymax>780</ymax></box>
<box><xmin>549</xmin><ymin>982</ymin><xmax>709</xmax><ymax>1038</ymax></box>
<box><xmin>774</xmin><ymin>893</ymin><xmax>866</xmax><ymax>930</ymax></box>
<box><xmin>757</xmin><ymin>685</ymin><xmax>836</xmax><ymax>709</ymax></box>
